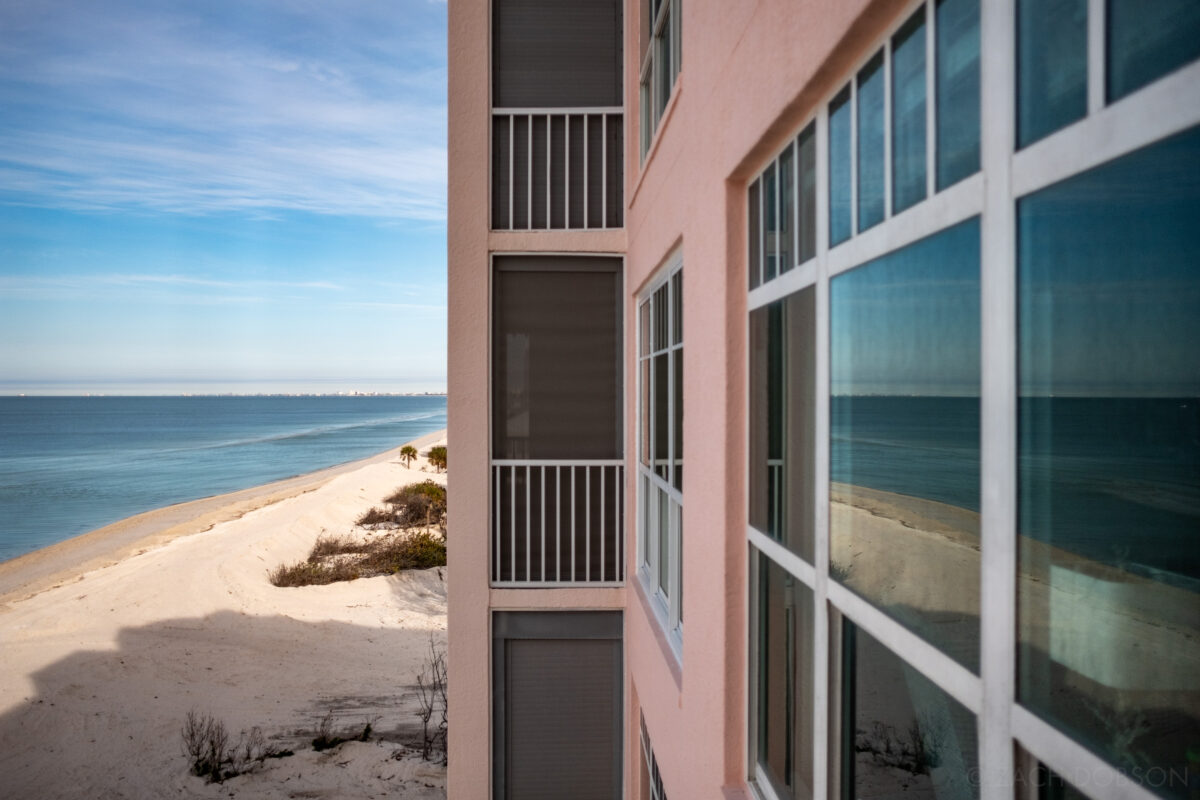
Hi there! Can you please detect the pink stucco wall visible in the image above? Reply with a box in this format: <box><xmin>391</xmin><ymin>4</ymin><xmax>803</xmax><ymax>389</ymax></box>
<box><xmin>449</xmin><ymin>1</ymin><xmax>906</xmax><ymax>797</ymax></box>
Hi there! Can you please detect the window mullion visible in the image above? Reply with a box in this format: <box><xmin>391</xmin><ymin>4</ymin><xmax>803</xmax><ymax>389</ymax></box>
<box><xmin>1086</xmin><ymin>0</ymin><xmax>1105</xmax><ymax>114</ymax></box>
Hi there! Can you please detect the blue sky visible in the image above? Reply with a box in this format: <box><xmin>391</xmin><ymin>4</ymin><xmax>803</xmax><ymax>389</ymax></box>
<box><xmin>0</xmin><ymin>0</ymin><xmax>447</xmax><ymax>395</ymax></box>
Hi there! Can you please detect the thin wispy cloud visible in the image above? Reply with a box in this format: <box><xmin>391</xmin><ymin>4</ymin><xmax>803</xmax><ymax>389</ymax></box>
<box><xmin>0</xmin><ymin>0</ymin><xmax>447</xmax><ymax>221</ymax></box>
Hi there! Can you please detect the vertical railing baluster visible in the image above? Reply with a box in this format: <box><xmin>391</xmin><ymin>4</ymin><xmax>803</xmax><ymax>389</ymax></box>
<box><xmin>540</xmin><ymin>465</ymin><xmax>546</xmax><ymax>581</ymax></box>
<box><xmin>556</xmin><ymin>465</ymin><xmax>562</xmax><ymax>582</ymax></box>
<box><xmin>524</xmin><ymin>464</ymin><xmax>530</xmax><ymax>582</ymax></box>
<box><xmin>586</xmin><ymin>466</ymin><xmax>592</xmax><ymax>581</ymax></box>
<box><xmin>600</xmin><ymin>465</ymin><xmax>606</xmax><ymax>581</ymax></box>
<box><xmin>583</xmin><ymin>113</ymin><xmax>590</xmax><ymax>228</ymax></box>
<box><xmin>509</xmin><ymin>463</ymin><xmax>516</xmax><ymax>581</ymax></box>
<box><xmin>494</xmin><ymin>465</ymin><xmax>500</xmax><ymax>583</ymax></box>
<box><xmin>571</xmin><ymin>467</ymin><xmax>577</xmax><ymax>582</ymax></box>
<box><xmin>526</xmin><ymin>114</ymin><xmax>533</xmax><ymax>230</ymax></box>
<box><xmin>602</xmin><ymin>113</ymin><xmax>608</xmax><ymax>229</ymax></box>
<box><xmin>545</xmin><ymin>113</ymin><xmax>551</xmax><ymax>229</ymax></box>
<box><xmin>508</xmin><ymin>114</ymin><xmax>514</xmax><ymax>230</ymax></box>
<box><xmin>565</xmin><ymin>116</ymin><xmax>571</xmax><ymax>227</ymax></box>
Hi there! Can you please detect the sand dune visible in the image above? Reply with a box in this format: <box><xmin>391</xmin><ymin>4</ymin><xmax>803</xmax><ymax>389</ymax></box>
<box><xmin>0</xmin><ymin>431</ymin><xmax>448</xmax><ymax>799</ymax></box>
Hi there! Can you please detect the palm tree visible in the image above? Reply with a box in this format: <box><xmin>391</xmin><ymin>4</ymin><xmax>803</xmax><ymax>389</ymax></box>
<box><xmin>427</xmin><ymin>445</ymin><xmax>447</xmax><ymax>473</ymax></box>
<box><xmin>400</xmin><ymin>444</ymin><xmax>418</xmax><ymax>468</ymax></box>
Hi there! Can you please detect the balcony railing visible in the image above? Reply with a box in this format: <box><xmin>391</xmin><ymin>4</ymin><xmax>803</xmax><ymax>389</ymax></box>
<box><xmin>492</xmin><ymin>459</ymin><xmax>624</xmax><ymax>586</ymax></box>
<box><xmin>491</xmin><ymin>108</ymin><xmax>624</xmax><ymax>231</ymax></box>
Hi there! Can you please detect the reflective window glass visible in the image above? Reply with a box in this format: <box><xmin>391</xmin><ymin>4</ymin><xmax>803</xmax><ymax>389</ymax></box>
<box><xmin>765</xmin><ymin>162</ymin><xmax>779</xmax><ymax>281</ymax></box>
<box><xmin>831</xmin><ymin>218</ymin><xmax>981</xmax><ymax>671</ymax></box>
<box><xmin>757</xmin><ymin>553</ymin><xmax>815</xmax><ymax>800</ymax></box>
<box><xmin>779</xmin><ymin>143</ymin><xmax>795</xmax><ymax>274</ymax></box>
<box><xmin>750</xmin><ymin>288</ymin><xmax>816</xmax><ymax>562</ymax></box>
<box><xmin>857</xmin><ymin>52</ymin><xmax>886</xmax><ymax>232</ymax></box>
<box><xmin>829</xmin><ymin>86</ymin><xmax>853</xmax><ymax>246</ymax></box>
<box><xmin>936</xmin><ymin>0</ymin><xmax>980</xmax><ymax>189</ymax></box>
<box><xmin>1107</xmin><ymin>0</ymin><xmax>1200</xmax><ymax>102</ymax></box>
<box><xmin>1017</xmin><ymin>0</ymin><xmax>1087</xmax><ymax>148</ymax></box>
<box><xmin>1017</xmin><ymin>125</ymin><xmax>1200</xmax><ymax>799</ymax></box>
<box><xmin>843</xmin><ymin>621</ymin><xmax>980</xmax><ymax>800</ymax></box>
<box><xmin>798</xmin><ymin>123</ymin><xmax>817</xmax><ymax>264</ymax></box>
<box><xmin>750</xmin><ymin>177</ymin><xmax>762</xmax><ymax>289</ymax></box>
<box><xmin>892</xmin><ymin>9</ymin><xmax>928</xmax><ymax>214</ymax></box>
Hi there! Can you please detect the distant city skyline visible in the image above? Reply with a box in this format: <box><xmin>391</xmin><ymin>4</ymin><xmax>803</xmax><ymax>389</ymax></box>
<box><xmin>0</xmin><ymin>0</ymin><xmax>448</xmax><ymax>395</ymax></box>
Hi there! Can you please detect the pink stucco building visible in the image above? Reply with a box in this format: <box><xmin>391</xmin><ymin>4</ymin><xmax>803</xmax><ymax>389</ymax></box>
<box><xmin>447</xmin><ymin>1</ymin><xmax>1200</xmax><ymax>798</ymax></box>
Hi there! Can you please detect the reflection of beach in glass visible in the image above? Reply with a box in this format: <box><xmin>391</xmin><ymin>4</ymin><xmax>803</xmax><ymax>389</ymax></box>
<box><xmin>830</xmin><ymin>219</ymin><xmax>981</xmax><ymax>671</ymax></box>
<box><xmin>844</xmin><ymin>621</ymin><xmax>979</xmax><ymax>800</ymax></box>
<box><xmin>1017</xmin><ymin>125</ymin><xmax>1200</xmax><ymax>798</ymax></box>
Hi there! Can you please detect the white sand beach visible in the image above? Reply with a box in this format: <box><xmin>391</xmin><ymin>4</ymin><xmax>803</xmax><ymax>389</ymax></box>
<box><xmin>0</xmin><ymin>430</ymin><xmax>448</xmax><ymax>799</ymax></box>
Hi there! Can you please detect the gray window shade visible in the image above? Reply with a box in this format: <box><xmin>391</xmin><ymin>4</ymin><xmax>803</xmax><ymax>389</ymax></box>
<box><xmin>492</xmin><ymin>256</ymin><xmax>623</xmax><ymax>459</ymax></box>
<box><xmin>493</xmin><ymin>0</ymin><xmax>623</xmax><ymax>108</ymax></box>
<box><xmin>504</xmin><ymin>639</ymin><xmax>621</xmax><ymax>799</ymax></box>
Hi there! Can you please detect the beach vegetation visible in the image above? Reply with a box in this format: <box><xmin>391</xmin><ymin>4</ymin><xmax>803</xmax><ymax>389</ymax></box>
<box><xmin>400</xmin><ymin>444</ymin><xmax>418</xmax><ymax>467</ymax></box>
<box><xmin>384</xmin><ymin>480</ymin><xmax>447</xmax><ymax>529</ymax></box>
<box><xmin>311</xmin><ymin>710</ymin><xmax>378</xmax><ymax>752</ymax></box>
<box><xmin>355</xmin><ymin>506</ymin><xmax>394</xmax><ymax>526</ymax></box>
<box><xmin>416</xmin><ymin>635</ymin><xmax>448</xmax><ymax>765</ymax></box>
<box><xmin>269</xmin><ymin>530</ymin><xmax>446</xmax><ymax>587</ymax></box>
<box><xmin>426</xmin><ymin>445</ymin><xmax>447</xmax><ymax>473</ymax></box>
<box><xmin>181</xmin><ymin>710</ymin><xmax>292</xmax><ymax>784</ymax></box>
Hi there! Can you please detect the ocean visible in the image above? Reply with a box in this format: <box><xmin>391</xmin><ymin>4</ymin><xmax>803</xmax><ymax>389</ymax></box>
<box><xmin>0</xmin><ymin>395</ymin><xmax>446</xmax><ymax>563</ymax></box>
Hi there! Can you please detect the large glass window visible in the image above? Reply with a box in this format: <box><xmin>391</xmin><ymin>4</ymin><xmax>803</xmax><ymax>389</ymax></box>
<box><xmin>935</xmin><ymin>0</ymin><xmax>980</xmax><ymax>189</ymax></box>
<box><xmin>892</xmin><ymin>9</ymin><xmax>928</xmax><ymax>214</ymax></box>
<box><xmin>640</xmin><ymin>0</ymin><xmax>682</xmax><ymax>159</ymax></box>
<box><xmin>842</xmin><ymin>621</ymin><xmax>980</xmax><ymax>800</ymax></box>
<box><xmin>1016</xmin><ymin>0</ymin><xmax>1087</xmax><ymax>148</ymax></box>
<box><xmin>857</xmin><ymin>52</ymin><xmax>886</xmax><ymax>232</ymax></box>
<box><xmin>1017</xmin><ymin>125</ymin><xmax>1200</xmax><ymax>799</ymax></box>
<box><xmin>750</xmin><ymin>288</ymin><xmax>816</xmax><ymax>562</ymax></box>
<box><xmin>829</xmin><ymin>87</ymin><xmax>853</xmax><ymax>247</ymax></box>
<box><xmin>830</xmin><ymin>218</ymin><xmax>981</xmax><ymax>672</ymax></box>
<box><xmin>756</xmin><ymin>553</ymin><xmax>815</xmax><ymax>800</ymax></box>
<box><xmin>639</xmin><ymin>258</ymin><xmax>684</xmax><ymax>642</ymax></box>
<box><xmin>1106</xmin><ymin>0</ymin><xmax>1200</xmax><ymax>102</ymax></box>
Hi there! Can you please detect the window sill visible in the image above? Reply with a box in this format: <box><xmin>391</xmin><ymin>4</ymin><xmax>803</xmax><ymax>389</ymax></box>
<box><xmin>630</xmin><ymin>74</ymin><xmax>684</xmax><ymax>208</ymax></box>
<box><xmin>634</xmin><ymin>570</ymin><xmax>683</xmax><ymax>689</ymax></box>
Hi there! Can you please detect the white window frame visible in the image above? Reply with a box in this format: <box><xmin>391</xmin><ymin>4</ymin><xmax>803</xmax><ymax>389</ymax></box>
<box><xmin>639</xmin><ymin>0</ymin><xmax>682</xmax><ymax>160</ymax></box>
<box><xmin>744</xmin><ymin>2</ymin><xmax>1200</xmax><ymax>800</ymax></box>
<box><xmin>637</xmin><ymin>250</ymin><xmax>684</xmax><ymax>655</ymax></box>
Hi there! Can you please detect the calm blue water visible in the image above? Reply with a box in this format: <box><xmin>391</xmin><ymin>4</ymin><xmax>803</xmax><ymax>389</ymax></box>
<box><xmin>0</xmin><ymin>395</ymin><xmax>446</xmax><ymax>563</ymax></box>
<box><xmin>831</xmin><ymin>395</ymin><xmax>1200</xmax><ymax>592</ymax></box>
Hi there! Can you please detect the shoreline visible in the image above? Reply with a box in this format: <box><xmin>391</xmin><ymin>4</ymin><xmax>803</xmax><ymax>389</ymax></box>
<box><xmin>0</xmin><ymin>427</ymin><xmax>446</xmax><ymax>605</ymax></box>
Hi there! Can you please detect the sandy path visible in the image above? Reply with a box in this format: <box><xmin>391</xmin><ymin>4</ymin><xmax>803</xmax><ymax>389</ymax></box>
<box><xmin>0</xmin><ymin>431</ymin><xmax>448</xmax><ymax>799</ymax></box>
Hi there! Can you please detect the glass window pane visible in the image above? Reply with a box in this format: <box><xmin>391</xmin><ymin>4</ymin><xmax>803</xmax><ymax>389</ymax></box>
<box><xmin>673</xmin><ymin>347</ymin><xmax>683</xmax><ymax>491</ymax></box>
<box><xmin>749</xmin><ymin>178</ymin><xmax>762</xmax><ymax>289</ymax></box>
<box><xmin>750</xmin><ymin>288</ymin><xmax>816</xmax><ymax>562</ymax></box>
<box><xmin>757</xmin><ymin>553</ymin><xmax>815</xmax><ymax>800</ymax></box>
<box><xmin>829</xmin><ymin>86</ymin><xmax>853</xmax><ymax>246</ymax></box>
<box><xmin>653</xmin><ymin>352</ymin><xmax>669</xmax><ymax>480</ymax></box>
<box><xmin>642</xmin><ymin>473</ymin><xmax>652</xmax><ymax>569</ymax></box>
<box><xmin>1107</xmin><ymin>0</ymin><xmax>1200</xmax><ymax>102</ymax></box>
<box><xmin>641</xmin><ymin>356</ymin><xmax>650</xmax><ymax>466</ymax></box>
<box><xmin>843</xmin><ymin>620</ymin><xmax>980</xmax><ymax>800</ymax></box>
<box><xmin>640</xmin><ymin>298</ymin><xmax>650</xmax><ymax>357</ymax></box>
<box><xmin>1017</xmin><ymin>125</ymin><xmax>1200</xmax><ymax>798</ymax></box>
<box><xmin>765</xmin><ymin>161</ymin><xmax>779</xmax><ymax>281</ymax></box>
<box><xmin>797</xmin><ymin>123</ymin><xmax>817</xmax><ymax>264</ymax></box>
<box><xmin>657</xmin><ymin>485</ymin><xmax>670</xmax><ymax>594</ymax></box>
<box><xmin>779</xmin><ymin>143</ymin><xmax>796</xmax><ymax>274</ymax></box>
<box><xmin>656</xmin><ymin>9</ymin><xmax>672</xmax><ymax>119</ymax></box>
<box><xmin>857</xmin><ymin>51</ymin><xmax>886</xmax><ymax>232</ymax></box>
<box><xmin>671</xmin><ymin>270</ymin><xmax>682</xmax><ymax>346</ymax></box>
<box><xmin>892</xmin><ymin>9</ymin><xmax>928</xmax><ymax>213</ymax></box>
<box><xmin>830</xmin><ymin>218</ymin><xmax>981</xmax><ymax>671</ymax></box>
<box><xmin>652</xmin><ymin>283</ymin><xmax>668</xmax><ymax>351</ymax></box>
<box><xmin>1017</xmin><ymin>0</ymin><xmax>1087</xmax><ymax>148</ymax></box>
<box><xmin>935</xmin><ymin>0</ymin><xmax>980</xmax><ymax>189</ymax></box>
<box><xmin>640</xmin><ymin>77</ymin><xmax>652</xmax><ymax>159</ymax></box>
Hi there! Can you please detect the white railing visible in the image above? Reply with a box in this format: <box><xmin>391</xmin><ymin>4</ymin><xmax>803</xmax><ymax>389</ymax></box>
<box><xmin>492</xmin><ymin>459</ymin><xmax>624</xmax><ymax>586</ymax></box>
<box><xmin>491</xmin><ymin>108</ymin><xmax>623</xmax><ymax>230</ymax></box>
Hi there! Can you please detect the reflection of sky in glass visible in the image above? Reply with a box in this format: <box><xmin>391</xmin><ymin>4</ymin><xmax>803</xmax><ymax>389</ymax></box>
<box><xmin>892</xmin><ymin>9</ymin><xmax>927</xmax><ymax>213</ymax></box>
<box><xmin>829</xmin><ymin>88</ymin><xmax>852</xmax><ymax>246</ymax></box>
<box><xmin>857</xmin><ymin>53</ymin><xmax>885</xmax><ymax>232</ymax></box>
<box><xmin>1018</xmin><ymin>125</ymin><xmax>1200</xmax><ymax>397</ymax></box>
<box><xmin>831</xmin><ymin>217</ymin><xmax>980</xmax><ymax>397</ymax></box>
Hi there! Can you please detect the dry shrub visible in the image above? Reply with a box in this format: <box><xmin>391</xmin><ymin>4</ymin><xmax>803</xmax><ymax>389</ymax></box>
<box><xmin>270</xmin><ymin>530</ymin><xmax>445</xmax><ymax>587</ymax></box>
<box><xmin>383</xmin><ymin>480</ymin><xmax>447</xmax><ymax>529</ymax></box>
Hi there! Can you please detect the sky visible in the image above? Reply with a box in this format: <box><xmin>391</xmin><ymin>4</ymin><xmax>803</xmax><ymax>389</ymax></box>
<box><xmin>0</xmin><ymin>0</ymin><xmax>447</xmax><ymax>395</ymax></box>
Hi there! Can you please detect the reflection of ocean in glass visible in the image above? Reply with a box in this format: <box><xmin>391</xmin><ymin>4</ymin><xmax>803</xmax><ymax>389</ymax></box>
<box><xmin>830</xmin><ymin>218</ymin><xmax>980</xmax><ymax>671</ymax></box>
<box><xmin>1017</xmin><ymin>125</ymin><xmax>1200</xmax><ymax>799</ymax></box>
